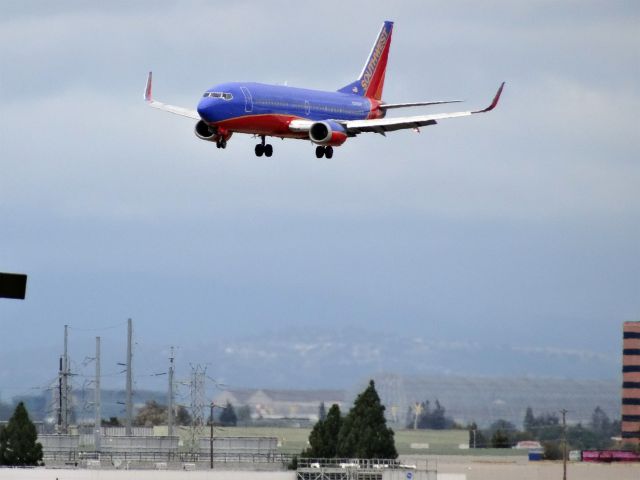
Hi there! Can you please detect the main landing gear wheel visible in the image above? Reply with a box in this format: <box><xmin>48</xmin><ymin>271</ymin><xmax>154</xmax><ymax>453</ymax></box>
<box><xmin>255</xmin><ymin>136</ymin><xmax>273</xmax><ymax>157</ymax></box>
<box><xmin>315</xmin><ymin>145</ymin><xmax>334</xmax><ymax>158</ymax></box>
<box><xmin>325</xmin><ymin>146</ymin><xmax>334</xmax><ymax>159</ymax></box>
<box><xmin>216</xmin><ymin>138</ymin><xmax>227</xmax><ymax>149</ymax></box>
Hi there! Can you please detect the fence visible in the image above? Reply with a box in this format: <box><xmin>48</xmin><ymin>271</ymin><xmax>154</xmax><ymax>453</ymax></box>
<box><xmin>42</xmin><ymin>450</ymin><xmax>293</xmax><ymax>466</ymax></box>
<box><xmin>295</xmin><ymin>459</ymin><xmax>437</xmax><ymax>480</ymax></box>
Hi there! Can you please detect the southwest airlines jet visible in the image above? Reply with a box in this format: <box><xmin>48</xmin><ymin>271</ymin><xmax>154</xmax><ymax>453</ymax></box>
<box><xmin>144</xmin><ymin>21</ymin><xmax>504</xmax><ymax>158</ymax></box>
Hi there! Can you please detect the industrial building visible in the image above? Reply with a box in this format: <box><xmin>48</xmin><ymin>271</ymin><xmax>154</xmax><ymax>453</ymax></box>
<box><xmin>214</xmin><ymin>389</ymin><xmax>346</xmax><ymax>421</ymax></box>
<box><xmin>622</xmin><ymin>321</ymin><xmax>640</xmax><ymax>444</ymax></box>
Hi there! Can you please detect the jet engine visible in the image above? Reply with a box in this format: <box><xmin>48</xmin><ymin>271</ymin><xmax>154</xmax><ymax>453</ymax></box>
<box><xmin>194</xmin><ymin>120</ymin><xmax>218</xmax><ymax>142</ymax></box>
<box><xmin>308</xmin><ymin>121</ymin><xmax>348</xmax><ymax>146</ymax></box>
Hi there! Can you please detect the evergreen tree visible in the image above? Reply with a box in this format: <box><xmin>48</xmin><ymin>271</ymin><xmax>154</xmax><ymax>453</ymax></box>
<box><xmin>219</xmin><ymin>401</ymin><xmax>238</xmax><ymax>426</ymax></box>
<box><xmin>590</xmin><ymin>406</ymin><xmax>611</xmax><ymax>436</ymax></box>
<box><xmin>491</xmin><ymin>429</ymin><xmax>511</xmax><ymax>448</ymax></box>
<box><xmin>318</xmin><ymin>402</ymin><xmax>326</xmax><ymax>422</ymax></box>
<box><xmin>416</xmin><ymin>401</ymin><xmax>430</xmax><ymax>429</ymax></box>
<box><xmin>101</xmin><ymin>416</ymin><xmax>121</xmax><ymax>427</ymax></box>
<box><xmin>303</xmin><ymin>404</ymin><xmax>342</xmax><ymax>458</ymax></box>
<box><xmin>236</xmin><ymin>405</ymin><xmax>252</xmax><ymax>425</ymax></box>
<box><xmin>176</xmin><ymin>405</ymin><xmax>192</xmax><ymax>426</ymax></box>
<box><xmin>336</xmin><ymin>380</ymin><xmax>397</xmax><ymax>459</ymax></box>
<box><xmin>0</xmin><ymin>402</ymin><xmax>43</xmax><ymax>466</ymax></box>
<box><xmin>133</xmin><ymin>400</ymin><xmax>167</xmax><ymax>427</ymax></box>
<box><xmin>430</xmin><ymin>400</ymin><xmax>447</xmax><ymax>430</ymax></box>
<box><xmin>523</xmin><ymin>407</ymin><xmax>535</xmax><ymax>433</ymax></box>
<box><xmin>404</xmin><ymin>405</ymin><xmax>414</xmax><ymax>429</ymax></box>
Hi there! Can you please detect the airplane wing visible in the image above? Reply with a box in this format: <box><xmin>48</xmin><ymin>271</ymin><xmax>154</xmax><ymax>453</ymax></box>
<box><xmin>340</xmin><ymin>83</ymin><xmax>504</xmax><ymax>135</ymax></box>
<box><xmin>144</xmin><ymin>72</ymin><xmax>200</xmax><ymax>120</ymax></box>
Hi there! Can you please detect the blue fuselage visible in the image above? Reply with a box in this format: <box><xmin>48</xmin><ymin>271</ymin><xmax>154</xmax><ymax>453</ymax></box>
<box><xmin>196</xmin><ymin>82</ymin><xmax>378</xmax><ymax>137</ymax></box>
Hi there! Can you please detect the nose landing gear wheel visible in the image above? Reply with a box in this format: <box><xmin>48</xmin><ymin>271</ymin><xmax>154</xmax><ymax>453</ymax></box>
<box><xmin>256</xmin><ymin>135</ymin><xmax>272</xmax><ymax>157</ymax></box>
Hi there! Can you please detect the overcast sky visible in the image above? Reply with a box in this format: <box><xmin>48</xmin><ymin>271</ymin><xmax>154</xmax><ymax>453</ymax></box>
<box><xmin>0</xmin><ymin>1</ymin><xmax>638</xmax><ymax>401</ymax></box>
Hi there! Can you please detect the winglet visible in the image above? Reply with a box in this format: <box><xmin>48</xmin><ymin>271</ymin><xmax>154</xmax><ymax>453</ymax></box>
<box><xmin>473</xmin><ymin>82</ymin><xmax>505</xmax><ymax>113</ymax></box>
<box><xmin>144</xmin><ymin>71</ymin><xmax>153</xmax><ymax>102</ymax></box>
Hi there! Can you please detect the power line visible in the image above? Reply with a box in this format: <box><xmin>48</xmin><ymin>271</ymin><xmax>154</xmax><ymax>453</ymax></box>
<box><xmin>67</xmin><ymin>321</ymin><xmax>128</xmax><ymax>332</ymax></box>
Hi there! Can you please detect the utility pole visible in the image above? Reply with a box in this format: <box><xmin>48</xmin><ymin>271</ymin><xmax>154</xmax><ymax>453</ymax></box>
<box><xmin>58</xmin><ymin>324</ymin><xmax>70</xmax><ymax>434</ymax></box>
<box><xmin>168</xmin><ymin>347</ymin><xmax>174</xmax><ymax>437</ymax></box>
<box><xmin>63</xmin><ymin>324</ymin><xmax>68</xmax><ymax>433</ymax></box>
<box><xmin>125</xmin><ymin>318</ymin><xmax>133</xmax><ymax>435</ymax></box>
<box><xmin>94</xmin><ymin>336</ymin><xmax>101</xmax><ymax>452</ymax></box>
<box><xmin>561</xmin><ymin>409</ymin><xmax>568</xmax><ymax>480</ymax></box>
<box><xmin>210</xmin><ymin>402</ymin><xmax>214</xmax><ymax>469</ymax></box>
<box><xmin>57</xmin><ymin>356</ymin><xmax>63</xmax><ymax>432</ymax></box>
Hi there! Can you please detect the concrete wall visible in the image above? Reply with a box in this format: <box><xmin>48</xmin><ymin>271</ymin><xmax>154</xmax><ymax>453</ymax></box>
<box><xmin>38</xmin><ymin>434</ymin><xmax>80</xmax><ymax>451</ymax></box>
<box><xmin>198</xmin><ymin>436</ymin><xmax>278</xmax><ymax>454</ymax></box>
<box><xmin>38</xmin><ymin>434</ymin><xmax>179</xmax><ymax>452</ymax></box>
<box><xmin>100</xmin><ymin>435</ymin><xmax>179</xmax><ymax>452</ymax></box>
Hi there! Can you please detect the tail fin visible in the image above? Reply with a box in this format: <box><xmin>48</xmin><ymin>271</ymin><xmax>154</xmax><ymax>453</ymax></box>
<box><xmin>338</xmin><ymin>21</ymin><xmax>393</xmax><ymax>100</ymax></box>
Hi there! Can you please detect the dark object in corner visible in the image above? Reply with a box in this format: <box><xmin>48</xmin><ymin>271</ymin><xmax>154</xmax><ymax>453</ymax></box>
<box><xmin>0</xmin><ymin>272</ymin><xmax>27</xmax><ymax>299</ymax></box>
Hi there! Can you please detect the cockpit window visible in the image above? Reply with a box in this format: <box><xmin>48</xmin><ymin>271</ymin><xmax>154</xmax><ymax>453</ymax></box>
<box><xmin>202</xmin><ymin>92</ymin><xmax>233</xmax><ymax>100</ymax></box>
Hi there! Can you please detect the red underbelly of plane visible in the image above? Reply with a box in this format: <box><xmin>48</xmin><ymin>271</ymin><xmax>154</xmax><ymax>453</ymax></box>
<box><xmin>213</xmin><ymin>114</ymin><xmax>308</xmax><ymax>138</ymax></box>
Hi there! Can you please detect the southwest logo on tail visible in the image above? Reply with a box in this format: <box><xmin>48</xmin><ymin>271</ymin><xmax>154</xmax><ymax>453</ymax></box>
<box><xmin>338</xmin><ymin>20</ymin><xmax>393</xmax><ymax>99</ymax></box>
<box><xmin>145</xmin><ymin>20</ymin><xmax>504</xmax><ymax>158</ymax></box>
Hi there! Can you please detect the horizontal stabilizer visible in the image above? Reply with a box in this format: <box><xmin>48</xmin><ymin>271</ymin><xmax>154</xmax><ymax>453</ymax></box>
<box><xmin>379</xmin><ymin>100</ymin><xmax>463</xmax><ymax>110</ymax></box>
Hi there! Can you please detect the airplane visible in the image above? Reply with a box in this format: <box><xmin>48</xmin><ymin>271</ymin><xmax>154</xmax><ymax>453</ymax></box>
<box><xmin>144</xmin><ymin>20</ymin><xmax>504</xmax><ymax>158</ymax></box>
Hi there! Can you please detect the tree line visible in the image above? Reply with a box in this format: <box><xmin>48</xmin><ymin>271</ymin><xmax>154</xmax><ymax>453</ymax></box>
<box><xmin>405</xmin><ymin>399</ymin><xmax>457</xmax><ymax>430</ymax></box>
<box><xmin>467</xmin><ymin>405</ymin><xmax>628</xmax><ymax>457</ymax></box>
<box><xmin>132</xmin><ymin>400</ymin><xmax>241</xmax><ymax>427</ymax></box>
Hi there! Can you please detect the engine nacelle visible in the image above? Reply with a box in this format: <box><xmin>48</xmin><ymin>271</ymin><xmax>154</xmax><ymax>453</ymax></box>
<box><xmin>195</xmin><ymin>120</ymin><xmax>218</xmax><ymax>142</ymax></box>
<box><xmin>309</xmin><ymin>121</ymin><xmax>348</xmax><ymax>146</ymax></box>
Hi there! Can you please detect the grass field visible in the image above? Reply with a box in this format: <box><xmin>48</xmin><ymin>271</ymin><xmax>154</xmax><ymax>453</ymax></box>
<box><xmin>206</xmin><ymin>427</ymin><xmax>523</xmax><ymax>456</ymax></box>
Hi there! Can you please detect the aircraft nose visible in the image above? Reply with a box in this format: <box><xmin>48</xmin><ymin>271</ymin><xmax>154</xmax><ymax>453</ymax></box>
<box><xmin>197</xmin><ymin>98</ymin><xmax>214</xmax><ymax>121</ymax></box>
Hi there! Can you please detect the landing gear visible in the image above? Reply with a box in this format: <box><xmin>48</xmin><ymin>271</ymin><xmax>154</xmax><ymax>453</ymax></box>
<box><xmin>315</xmin><ymin>145</ymin><xmax>334</xmax><ymax>158</ymax></box>
<box><xmin>216</xmin><ymin>138</ymin><xmax>227</xmax><ymax>149</ymax></box>
<box><xmin>325</xmin><ymin>146</ymin><xmax>333</xmax><ymax>159</ymax></box>
<box><xmin>255</xmin><ymin>136</ymin><xmax>273</xmax><ymax>157</ymax></box>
